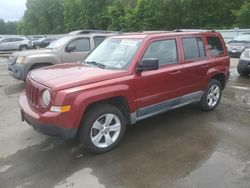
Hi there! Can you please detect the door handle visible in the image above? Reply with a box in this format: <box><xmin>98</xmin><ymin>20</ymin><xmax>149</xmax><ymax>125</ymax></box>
<box><xmin>201</xmin><ymin>65</ymin><xmax>209</xmax><ymax>68</ymax></box>
<box><xmin>171</xmin><ymin>71</ymin><xmax>181</xmax><ymax>75</ymax></box>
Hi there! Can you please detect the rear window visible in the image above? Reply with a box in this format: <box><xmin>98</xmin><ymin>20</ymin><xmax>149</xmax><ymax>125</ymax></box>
<box><xmin>182</xmin><ymin>37</ymin><xmax>206</xmax><ymax>60</ymax></box>
<box><xmin>207</xmin><ymin>36</ymin><xmax>224</xmax><ymax>56</ymax></box>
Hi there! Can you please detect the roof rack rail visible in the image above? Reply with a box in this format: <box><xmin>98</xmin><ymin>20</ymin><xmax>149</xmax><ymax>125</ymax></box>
<box><xmin>68</xmin><ymin>30</ymin><xmax>120</xmax><ymax>35</ymax></box>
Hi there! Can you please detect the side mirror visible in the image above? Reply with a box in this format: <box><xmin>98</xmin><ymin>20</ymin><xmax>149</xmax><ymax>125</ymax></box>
<box><xmin>137</xmin><ymin>58</ymin><xmax>159</xmax><ymax>72</ymax></box>
<box><xmin>66</xmin><ymin>45</ymin><xmax>76</xmax><ymax>52</ymax></box>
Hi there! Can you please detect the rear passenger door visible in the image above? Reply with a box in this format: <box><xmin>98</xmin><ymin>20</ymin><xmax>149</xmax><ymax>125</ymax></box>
<box><xmin>135</xmin><ymin>38</ymin><xmax>184</xmax><ymax>110</ymax></box>
<box><xmin>180</xmin><ymin>36</ymin><xmax>210</xmax><ymax>94</ymax></box>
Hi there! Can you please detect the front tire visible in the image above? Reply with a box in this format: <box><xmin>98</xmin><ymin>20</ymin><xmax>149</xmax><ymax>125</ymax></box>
<box><xmin>19</xmin><ymin>45</ymin><xmax>28</xmax><ymax>51</ymax></box>
<box><xmin>200</xmin><ymin>79</ymin><xmax>222</xmax><ymax>111</ymax></box>
<box><xmin>79</xmin><ymin>104</ymin><xmax>126</xmax><ymax>153</ymax></box>
<box><xmin>237</xmin><ymin>67</ymin><xmax>249</xmax><ymax>77</ymax></box>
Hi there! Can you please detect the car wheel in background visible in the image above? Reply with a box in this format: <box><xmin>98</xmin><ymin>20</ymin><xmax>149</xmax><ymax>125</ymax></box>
<box><xmin>237</xmin><ymin>68</ymin><xmax>249</xmax><ymax>77</ymax></box>
<box><xmin>34</xmin><ymin>45</ymin><xmax>40</xmax><ymax>49</ymax></box>
<box><xmin>19</xmin><ymin>45</ymin><xmax>28</xmax><ymax>51</ymax></box>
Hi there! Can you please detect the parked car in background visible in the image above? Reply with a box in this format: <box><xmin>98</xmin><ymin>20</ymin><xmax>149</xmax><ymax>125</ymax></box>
<box><xmin>27</xmin><ymin>35</ymin><xmax>45</xmax><ymax>42</ymax></box>
<box><xmin>19</xmin><ymin>31</ymin><xmax>230</xmax><ymax>153</ymax></box>
<box><xmin>238</xmin><ymin>48</ymin><xmax>250</xmax><ymax>77</ymax></box>
<box><xmin>68</xmin><ymin>30</ymin><xmax>119</xmax><ymax>35</ymax></box>
<box><xmin>227</xmin><ymin>33</ymin><xmax>250</xmax><ymax>57</ymax></box>
<box><xmin>0</xmin><ymin>37</ymin><xmax>32</xmax><ymax>51</ymax></box>
<box><xmin>8</xmin><ymin>33</ymin><xmax>115</xmax><ymax>80</ymax></box>
<box><xmin>32</xmin><ymin>37</ymin><xmax>57</xmax><ymax>49</ymax></box>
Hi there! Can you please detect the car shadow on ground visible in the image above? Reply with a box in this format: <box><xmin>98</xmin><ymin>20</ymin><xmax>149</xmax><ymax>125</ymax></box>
<box><xmin>0</xmin><ymin>105</ymin><xmax>218</xmax><ymax>188</ymax></box>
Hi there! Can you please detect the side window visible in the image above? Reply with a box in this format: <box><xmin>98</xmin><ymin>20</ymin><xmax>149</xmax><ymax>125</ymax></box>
<box><xmin>182</xmin><ymin>37</ymin><xmax>206</xmax><ymax>60</ymax></box>
<box><xmin>143</xmin><ymin>39</ymin><xmax>178</xmax><ymax>66</ymax></box>
<box><xmin>68</xmin><ymin>38</ymin><xmax>90</xmax><ymax>52</ymax></box>
<box><xmin>1</xmin><ymin>38</ymin><xmax>10</xmax><ymax>43</ymax></box>
<box><xmin>10</xmin><ymin>38</ymin><xmax>23</xmax><ymax>42</ymax></box>
<box><xmin>94</xmin><ymin>37</ymin><xmax>106</xmax><ymax>47</ymax></box>
<box><xmin>207</xmin><ymin>37</ymin><xmax>224</xmax><ymax>56</ymax></box>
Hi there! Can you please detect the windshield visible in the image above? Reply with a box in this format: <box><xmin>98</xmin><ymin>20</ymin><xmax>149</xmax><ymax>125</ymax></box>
<box><xmin>84</xmin><ymin>38</ymin><xmax>142</xmax><ymax>70</ymax></box>
<box><xmin>233</xmin><ymin>34</ymin><xmax>250</xmax><ymax>42</ymax></box>
<box><xmin>46</xmin><ymin>36</ymin><xmax>72</xmax><ymax>49</ymax></box>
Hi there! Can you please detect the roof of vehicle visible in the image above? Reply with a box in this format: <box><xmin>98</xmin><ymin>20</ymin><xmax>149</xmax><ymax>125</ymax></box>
<box><xmin>66</xmin><ymin>33</ymin><xmax>117</xmax><ymax>38</ymax></box>
<box><xmin>1</xmin><ymin>36</ymin><xmax>26</xmax><ymax>40</ymax></box>
<box><xmin>111</xmin><ymin>31</ymin><xmax>220</xmax><ymax>39</ymax></box>
<box><xmin>68</xmin><ymin>30</ymin><xmax>120</xmax><ymax>35</ymax></box>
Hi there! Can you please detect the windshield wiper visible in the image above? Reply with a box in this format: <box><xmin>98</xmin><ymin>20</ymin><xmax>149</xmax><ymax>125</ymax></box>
<box><xmin>84</xmin><ymin>61</ymin><xmax>106</xmax><ymax>69</ymax></box>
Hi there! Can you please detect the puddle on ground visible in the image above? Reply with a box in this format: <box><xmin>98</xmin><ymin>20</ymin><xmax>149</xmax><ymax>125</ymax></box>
<box><xmin>172</xmin><ymin>148</ymin><xmax>250</xmax><ymax>188</ymax></box>
<box><xmin>54</xmin><ymin>168</ymin><xmax>105</xmax><ymax>188</ymax></box>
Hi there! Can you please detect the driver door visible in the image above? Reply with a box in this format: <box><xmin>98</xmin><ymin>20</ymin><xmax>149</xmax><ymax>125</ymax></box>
<box><xmin>135</xmin><ymin>38</ymin><xmax>184</xmax><ymax>116</ymax></box>
<box><xmin>61</xmin><ymin>37</ymin><xmax>91</xmax><ymax>63</ymax></box>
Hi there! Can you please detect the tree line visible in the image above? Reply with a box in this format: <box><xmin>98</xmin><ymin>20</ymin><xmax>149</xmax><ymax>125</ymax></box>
<box><xmin>0</xmin><ymin>19</ymin><xmax>18</xmax><ymax>34</ymax></box>
<box><xmin>4</xmin><ymin>0</ymin><xmax>250</xmax><ymax>35</ymax></box>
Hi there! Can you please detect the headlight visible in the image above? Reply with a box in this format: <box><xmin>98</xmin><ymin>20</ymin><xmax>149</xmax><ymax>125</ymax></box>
<box><xmin>42</xmin><ymin>90</ymin><xmax>51</xmax><ymax>106</ymax></box>
<box><xmin>241</xmin><ymin>50</ymin><xmax>250</xmax><ymax>59</ymax></box>
<box><xmin>16</xmin><ymin>56</ymin><xmax>24</xmax><ymax>64</ymax></box>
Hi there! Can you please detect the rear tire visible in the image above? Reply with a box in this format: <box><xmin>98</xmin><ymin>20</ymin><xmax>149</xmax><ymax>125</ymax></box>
<box><xmin>200</xmin><ymin>79</ymin><xmax>222</xmax><ymax>111</ymax></box>
<box><xmin>79</xmin><ymin>104</ymin><xmax>126</xmax><ymax>153</ymax></box>
<box><xmin>35</xmin><ymin>45</ymin><xmax>40</xmax><ymax>49</ymax></box>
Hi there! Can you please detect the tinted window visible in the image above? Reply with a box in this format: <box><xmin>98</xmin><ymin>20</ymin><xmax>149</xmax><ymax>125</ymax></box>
<box><xmin>1</xmin><ymin>38</ymin><xmax>10</xmax><ymax>43</ymax></box>
<box><xmin>68</xmin><ymin>38</ymin><xmax>90</xmax><ymax>52</ymax></box>
<box><xmin>207</xmin><ymin>37</ymin><xmax>224</xmax><ymax>56</ymax></box>
<box><xmin>182</xmin><ymin>37</ymin><xmax>206</xmax><ymax>60</ymax></box>
<box><xmin>10</xmin><ymin>38</ymin><xmax>24</xmax><ymax>42</ymax></box>
<box><xmin>143</xmin><ymin>39</ymin><xmax>178</xmax><ymax>65</ymax></box>
<box><xmin>94</xmin><ymin>37</ymin><xmax>106</xmax><ymax>47</ymax></box>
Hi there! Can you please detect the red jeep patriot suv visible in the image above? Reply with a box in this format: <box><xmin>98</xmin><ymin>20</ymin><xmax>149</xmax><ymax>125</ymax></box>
<box><xmin>19</xmin><ymin>31</ymin><xmax>230</xmax><ymax>153</ymax></box>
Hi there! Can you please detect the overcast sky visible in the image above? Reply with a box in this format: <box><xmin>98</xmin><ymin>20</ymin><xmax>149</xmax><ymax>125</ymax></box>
<box><xmin>0</xmin><ymin>0</ymin><xmax>26</xmax><ymax>22</ymax></box>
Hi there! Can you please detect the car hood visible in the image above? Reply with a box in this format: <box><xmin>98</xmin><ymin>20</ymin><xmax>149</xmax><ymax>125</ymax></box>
<box><xmin>227</xmin><ymin>41</ymin><xmax>250</xmax><ymax>47</ymax></box>
<box><xmin>12</xmin><ymin>49</ymin><xmax>56</xmax><ymax>57</ymax></box>
<box><xmin>29</xmin><ymin>64</ymin><xmax>129</xmax><ymax>90</ymax></box>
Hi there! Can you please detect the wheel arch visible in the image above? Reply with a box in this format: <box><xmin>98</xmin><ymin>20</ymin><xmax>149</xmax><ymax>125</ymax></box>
<box><xmin>80</xmin><ymin>96</ymin><xmax>131</xmax><ymax>126</ymax></box>
<box><xmin>210</xmin><ymin>73</ymin><xmax>226</xmax><ymax>89</ymax></box>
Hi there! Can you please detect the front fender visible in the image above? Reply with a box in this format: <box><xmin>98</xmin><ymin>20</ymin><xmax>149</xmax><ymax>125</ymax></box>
<box><xmin>55</xmin><ymin>83</ymin><xmax>136</xmax><ymax>129</ymax></box>
<box><xmin>26</xmin><ymin>54</ymin><xmax>60</xmax><ymax>65</ymax></box>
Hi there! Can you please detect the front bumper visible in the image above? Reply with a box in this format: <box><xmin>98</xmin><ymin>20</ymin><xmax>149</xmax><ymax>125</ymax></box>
<box><xmin>19</xmin><ymin>93</ymin><xmax>77</xmax><ymax>139</ymax></box>
<box><xmin>8</xmin><ymin>62</ymin><xmax>26</xmax><ymax>80</ymax></box>
<box><xmin>238</xmin><ymin>59</ymin><xmax>250</xmax><ymax>73</ymax></box>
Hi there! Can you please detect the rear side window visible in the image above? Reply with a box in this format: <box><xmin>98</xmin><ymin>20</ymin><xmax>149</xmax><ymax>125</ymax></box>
<box><xmin>94</xmin><ymin>37</ymin><xmax>106</xmax><ymax>47</ymax></box>
<box><xmin>143</xmin><ymin>39</ymin><xmax>178</xmax><ymax>65</ymax></box>
<box><xmin>182</xmin><ymin>37</ymin><xmax>206</xmax><ymax>60</ymax></box>
<box><xmin>207</xmin><ymin>37</ymin><xmax>224</xmax><ymax>56</ymax></box>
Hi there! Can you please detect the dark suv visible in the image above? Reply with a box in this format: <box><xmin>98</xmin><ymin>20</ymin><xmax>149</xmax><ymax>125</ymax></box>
<box><xmin>227</xmin><ymin>33</ymin><xmax>250</xmax><ymax>57</ymax></box>
<box><xmin>19</xmin><ymin>31</ymin><xmax>230</xmax><ymax>153</ymax></box>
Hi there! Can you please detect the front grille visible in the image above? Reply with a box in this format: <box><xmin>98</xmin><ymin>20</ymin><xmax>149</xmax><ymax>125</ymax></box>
<box><xmin>25</xmin><ymin>82</ymin><xmax>39</xmax><ymax>106</ymax></box>
<box><xmin>8</xmin><ymin>56</ymin><xmax>17</xmax><ymax>65</ymax></box>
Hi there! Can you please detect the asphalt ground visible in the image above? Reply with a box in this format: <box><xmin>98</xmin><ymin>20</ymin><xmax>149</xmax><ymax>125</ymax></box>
<box><xmin>0</xmin><ymin>57</ymin><xmax>249</xmax><ymax>188</ymax></box>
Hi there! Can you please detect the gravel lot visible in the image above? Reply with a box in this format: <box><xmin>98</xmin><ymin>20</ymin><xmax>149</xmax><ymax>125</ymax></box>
<box><xmin>0</xmin><ymin>57</ymin><xmax>250</xmax><ymax>188</ymax></box>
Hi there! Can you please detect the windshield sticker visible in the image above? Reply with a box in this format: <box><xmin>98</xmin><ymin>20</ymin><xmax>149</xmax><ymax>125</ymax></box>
<box><xmin>120</xmin><ymin>40</ymin><xmax>138</xmax><ymax>47</ymax></box>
